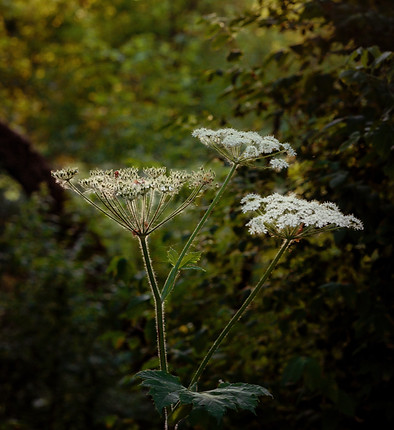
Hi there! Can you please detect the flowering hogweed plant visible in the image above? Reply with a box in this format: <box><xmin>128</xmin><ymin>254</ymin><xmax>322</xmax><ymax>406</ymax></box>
<box><xmin>51</xmin><ymin>127</ymin><xmax>363</xmax><ymax>429</ymax></box>
<box><xmin>192</xmin><ymin>127</ymin><xmax>296</xmax><ymax>168</ymax></box>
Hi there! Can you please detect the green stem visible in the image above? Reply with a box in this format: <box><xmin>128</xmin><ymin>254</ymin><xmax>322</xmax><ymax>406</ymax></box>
<box><xmin>138</xmin><ymin>235</ymin><xmax>168</xmax><ymax>373</ymax></box>
<box><xmin>161</xmin><ymin>163</ymin><xmax>238</xmax><ymax>301</ymax></box>
<box><xmin>188</xmin><ymin>238</ymin><xmax>292</xmax><ymax>388</ymax></box>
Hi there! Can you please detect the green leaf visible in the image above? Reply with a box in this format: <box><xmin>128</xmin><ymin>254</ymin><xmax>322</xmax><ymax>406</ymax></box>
<box><xmin>137</xmin><ymin>371</ymin><xmax>272</xmax><ymax>423</ymax></box>
<box><xmin>168</xmin><ymin>404</ymin><xmax>193</xmax><ymax>426</ymax></box>
<box><xmin>179</xmin><ymin>390</ymin><xmax>237</xmax><ymax>422</ymax></box>
<box><xmin>167</xmin><ymin>248</ymin><xmax>204</xmax><ymax>271</ymax></box>
<box><xmin>166</xmin><ymin>248</ymin><xmax>179</xmax><ymax>266</ymax></box>
<box><xmin>282</xmin><ymin>356</ymin><xmax>307</xmax><ymax>383</ymax></box>
<box><xmin>136</xmin><ymin>370</ymin><xmax>185</xmax><ymax>414</ymax></box>
<box><xmin>372</xmin><ymin>51</ymin><xmax>392</xmax><ymax>68</ymax></box>
<box><xmin>181</xmin><ymin>265</ymin><xmax>205</xmax><ymax>271</ymax></box>
<box><xmin>179</xmin><ymin>382</ymin><xmax>273</xmax><ymax>423</ymax></box>
<box><xmin>106</xmin><ymin>256</ymin><xmax>131</xmax><ymax>281</ymax></box>
<box><xmin>281</xmin><ymin>356</ymin><xmax>322</xmax><ymax>390</ymax></box>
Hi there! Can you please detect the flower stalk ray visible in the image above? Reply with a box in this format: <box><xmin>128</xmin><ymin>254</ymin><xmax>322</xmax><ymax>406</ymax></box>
<box><xmin>52</xmin><ymin>167</ymin><xmax>215</xmax><ymax>236</ymax></box>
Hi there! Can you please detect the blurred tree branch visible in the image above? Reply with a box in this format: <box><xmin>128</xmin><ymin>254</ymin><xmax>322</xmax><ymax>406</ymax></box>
<box><xmin>0</xmin><ymin>121</ymin><xmax>65</xmax><ymax>211</ymax></box>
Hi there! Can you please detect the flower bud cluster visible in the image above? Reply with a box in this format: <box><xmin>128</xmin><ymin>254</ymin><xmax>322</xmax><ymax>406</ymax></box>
<box><xmin>51</xmin><ymin>167</ymin><xmax>79</xmax><ymax>187</ymax></box>
<box><xmin>192</xmin><ymin>127</ymin><xmax>296</xmax><ymax>169</ymax></box>
<box><xmin>241</xmin><ymin>193</ymin><xmax>363</xmax><ymax>240</ymax></box>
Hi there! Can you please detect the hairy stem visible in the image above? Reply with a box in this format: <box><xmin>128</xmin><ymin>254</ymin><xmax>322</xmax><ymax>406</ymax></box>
<box><xmin>138</xmin><ymin>235</ymin><xmax>168</xmax><ymax>373</ymax></box>
<box><xmin>161</xmin><ymin>163</ymin><xmax>238</xmax><ymax>301</ymax></box>
<box><xmin>188</xmin><ymin>238</ymin><xmax>292</xmax><ymax>388</ymax></box>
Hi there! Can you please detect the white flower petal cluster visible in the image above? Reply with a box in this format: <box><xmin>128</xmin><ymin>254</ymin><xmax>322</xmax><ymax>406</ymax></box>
<box><xmin>51</xmin><ymin>166</ymin><xmax>215</xmax><ymax>236</ymax></box>
<box><xmin>240</xmin><ymin>193</ymin><xmax>264</xmax><ymax>212</ymax></box>
<box><xmin>192</xmin><ymin>127</ymin><xmax>296</xmax><ymax>168</ymax></box>
<box><xmin>241</xmin><ymin>193</ymin><xmax>363</xmax><ymax>240</ymax></box>
<box><xmin>269</xmin><ymin>158</ymin><xmax>289</xmax><ymax>171</ymax></box>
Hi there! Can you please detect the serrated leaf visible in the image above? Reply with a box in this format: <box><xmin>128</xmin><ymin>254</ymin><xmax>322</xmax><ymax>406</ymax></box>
<box><xmin>215</xmin><ymin>382</ymin><xmax>272</xmax><ymax>410</ymax></box>
<box><xmin>180</xmin><ymin>390</ymin><xmax>237</xmax><ymax>422</ymax></box>
<box><xmin>179</xmin><ymin>251</ymin><xmax>203</xmax><ymax>268</ymax></box>
<box><xmin>167</xmin><ymin>248</ymin><xmax>179</xmax><ymax>266</ymax></box>
<box><xmin>179</xmin><ymin>382</ymin><xmax>272</xmax><ymax>423</ymax></box>
<box><xmin>137</xmin><ymin>371</ymin><xmax>272</xmax><ymax>423</ymax></box>
<box><xmin>136</xmin><ymin>370</ymin><xmax>185</xmax><ymax>414</ymax></box>
<box><xmin>167</xmin><ymin>248</ymin><xmax>203</xmax><ymax>270</ymax></box>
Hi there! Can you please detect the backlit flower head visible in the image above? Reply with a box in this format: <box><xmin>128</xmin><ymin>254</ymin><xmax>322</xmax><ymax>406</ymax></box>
<box><xmin>51</xmin><ymin>167</ymin><xmax>79</xmax><ymax>187</ymax></box>
<box><xmin>51</xmin><ymin>166</ymin><xmax>215</xmax><ymax>236</ymax></box>
<box><xmin>241</xmin><ymin>193</ymin><xmax>363</xmax><ymax>240</ymax></box>
<box><xmin>192</xmin><ymin>127</ymin><xmax>296</xmax><ymax>168</ymax></box>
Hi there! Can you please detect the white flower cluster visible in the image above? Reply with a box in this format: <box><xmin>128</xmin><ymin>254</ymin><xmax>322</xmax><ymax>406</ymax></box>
<box><xmin>241</xmin><ymin>193</ymin><xmax>363</xmax><ymax>240</ymax></box>
<box><xmin>78</xmin><ymin>167</ymin><xmax>192</xmax><ymax>200</ymax></box>
<box><xmin>52</xmin><ymin>167</ymin><xmax>79</xmax><ymax>187</ymax></box>
<box><xmin>51</xmin><ymin>166</ymin><xmax>214</xmax><ymax>236</ymax></box>
<box><xmin>192</xmin><ymin>127</ymin><xmax>296</xmax><ymax>168</ymax></box>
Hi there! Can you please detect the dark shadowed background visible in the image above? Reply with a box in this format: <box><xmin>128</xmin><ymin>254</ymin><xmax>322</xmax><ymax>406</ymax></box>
<box><xmin>0</xmin><ymin>1</ymin><xmax>393</xmax><ymax>428</ymax></box>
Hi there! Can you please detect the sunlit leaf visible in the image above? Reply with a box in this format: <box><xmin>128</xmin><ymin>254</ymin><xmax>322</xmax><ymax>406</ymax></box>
<box><xmin>167</xmin><ymin>248</ymin><xmax>204</xmax><ymax>271</ymax></box>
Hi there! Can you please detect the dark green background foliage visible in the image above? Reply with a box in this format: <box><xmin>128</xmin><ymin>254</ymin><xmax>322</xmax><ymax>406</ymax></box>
<box><xmin>0</xmin><ymin>0</ymin><xmax>393</xmax><ymax>429</ymax></box>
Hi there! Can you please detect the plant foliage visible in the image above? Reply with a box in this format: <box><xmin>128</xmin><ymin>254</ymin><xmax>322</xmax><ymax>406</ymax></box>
<box><xmin>137</xmin><ymin>370</ymin><xmax>272</xmax><ymax>422</ymax></box>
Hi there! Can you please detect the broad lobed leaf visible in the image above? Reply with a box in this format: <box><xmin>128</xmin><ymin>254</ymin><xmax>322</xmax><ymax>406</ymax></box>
<box><xmin>136</xmin><ymin>370</ymin><xmax>184</xmax><ymax>414</ymax></box>
<box><xmin>137</xmin><ymin>370</ymin><xmax>272</xmax><ymax>422</ymax></box>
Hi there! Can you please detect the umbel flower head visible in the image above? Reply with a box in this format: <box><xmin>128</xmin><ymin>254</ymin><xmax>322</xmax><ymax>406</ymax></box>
<box><xmin>52</xmin><ymin>166</ymin><xmax>215</xmax><ymax>236</ymax></box>
<box><xmin>192</xmin><ymin>127</ymin><xmax>296</xmax><ymax>169</ymax></box>
<box><xmin>241</xmin><ymin>193</ymin><xmax>363</xmax><ymax>240</ymax></box>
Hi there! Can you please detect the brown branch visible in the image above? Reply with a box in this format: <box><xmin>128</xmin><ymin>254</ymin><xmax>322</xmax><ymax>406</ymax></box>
<box><xmin>0</xmin><ymin>121</ymin><xmax>65</xmax><ymax>212</ymax></box>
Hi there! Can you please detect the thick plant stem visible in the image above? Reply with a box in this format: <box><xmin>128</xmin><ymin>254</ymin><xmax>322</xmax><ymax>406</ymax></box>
<box><xmin>188</xmin><ymin>238</ymin><xmax>292</xmax><ymax>388</ymax></box>
<box><xmin>138</xmin><ymin>235</ymin><xmax>168</xmax><ymax>373</ymax></box>
<box><xmin>161</xmin><ymin>163</ymin><xmax>238</xmax><ymax>301</ymax></box>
